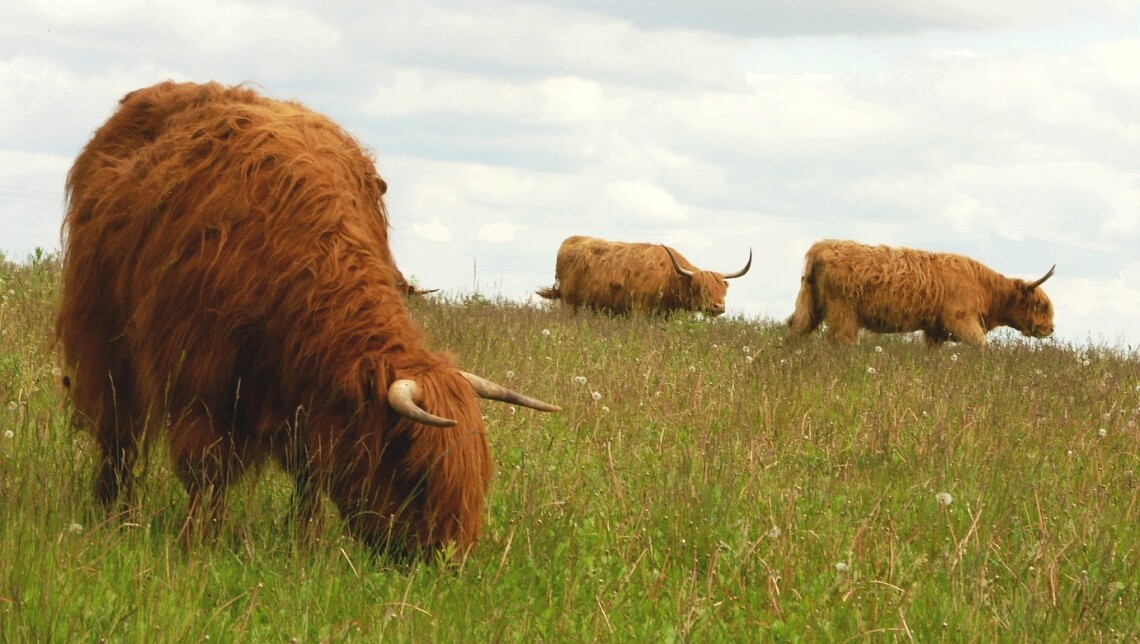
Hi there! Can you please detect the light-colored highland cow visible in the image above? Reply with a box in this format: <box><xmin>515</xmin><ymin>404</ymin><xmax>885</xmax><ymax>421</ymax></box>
<box><xmin>787</xmin><ymin>239</ymin><xmax>1054</xmax><ymax>347</ymax></box>
<box><xmin>537</xmin><ymin>235</ymin><xmax>751</xmax><ymax>316</ymax></box>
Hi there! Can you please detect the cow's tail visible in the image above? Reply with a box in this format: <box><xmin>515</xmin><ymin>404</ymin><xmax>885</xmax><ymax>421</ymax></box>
<box><xmin>786</xmin><ymin>249</ymin><xmax>823</xmax><ymax>337</ymax></box>
<box><xmin>536</xmin><ymin>285</ymin><xmax>561</xmax><ymax>300</ymax></box>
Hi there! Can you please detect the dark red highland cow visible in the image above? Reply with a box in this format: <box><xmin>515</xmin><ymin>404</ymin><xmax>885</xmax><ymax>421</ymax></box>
<box><xmin>56</xmin><ymin>81</ymin><xmax>558</xmax><ymax>556</ymax></box>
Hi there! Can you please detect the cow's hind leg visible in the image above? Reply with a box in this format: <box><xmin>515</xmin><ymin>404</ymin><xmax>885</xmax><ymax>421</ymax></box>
<box><xmin>786</xmin><ymin>278</ymin><xmax>823</xmax><ymax>338</ymax></box>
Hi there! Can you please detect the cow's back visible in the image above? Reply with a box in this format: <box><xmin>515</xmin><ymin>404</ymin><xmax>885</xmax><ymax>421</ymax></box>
<box><xmin>809</xmin><ymin>240</ymin><xmax>991</xmax><ymax>332</ymax></box>
<box><xmin>58</xmin><ymin>81</ymin><xmax>398</xmax><ymax>425</ymax></box>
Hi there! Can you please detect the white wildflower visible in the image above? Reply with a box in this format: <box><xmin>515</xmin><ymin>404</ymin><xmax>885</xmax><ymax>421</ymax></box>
<box><xmin>505</xmin><ymin>370</ymin><xmax>515</xmax><ymax>379</ymax></box>
<box><xmin>689</xmin><ymin>365</ymin><xmax>696</xmax><ymax>372</ymax></box>
<box><xmin>936</xmin><ymin>492</ymin><xmax>953</xmax><ymax>507</ymax></box>
<box><xmin>591</xmin><ymin>391</ymin><xmax>602</xmax><ymax>401</ymax></box>
<box><xmin>866</xmin><ymin>366</ymin><xmax>876</xmax><ymax>375</ymax></box>
<box><xmin>1098</xmin><ymin>428</ymin><xmax>1107</xmax><ymax>437</ymax></box>
<box><xmin>601</xmin><ymin>406</ymin><xmax>610</xmax><ymax>413</ymax></box>
<box><xmin>767</xmin><ymin>525</ymin><xmax>781</xmax><ymax>539</ymax></box>
<box><xmin>574</xmin><ymin>376</ymin><xmax>587</xmax><ymax>385</ymax></box>
<box><xmin>874</xmin><ymin>345</ymin><xmax>883</xmax><ymax>353</ymax></box>
<box><xmin>835</xmin><ymin>562</ymin><xmax>849</xmax><ymax>573</ymax></box>
<box><xmin>743</xmin><ymin>346</ymin><xmax>751</xmax><ymax>354</ymax></box>
<box><xmin>2</xmin><ymin>430</ymin><xmax>12</xmax><ymax>440</ymax></box>
<box><xmin>745</xmin><ymin>356</ymin><xmax>753</xmax><ymax>364</ymax></box>
<box><xmin>1082</xmin><ymin>360</ymin><xmax>1091</xmax><ymax>367</ymax></box>
<box><xmin>541</xmin><ymin>329</ymin><xmax>551</xmax><ymax>337</ymax></box>
<box><xmin>950</xmin><ymin>354</ymin><xmax>959</xmax><ymax>362</ymax></box>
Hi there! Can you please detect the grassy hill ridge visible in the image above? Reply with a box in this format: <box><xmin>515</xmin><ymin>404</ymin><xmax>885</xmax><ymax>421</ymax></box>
<box><xmin>1</xmin><ymin>254</ymin><xmax>1138</xmax><ymax>640</ymax></box>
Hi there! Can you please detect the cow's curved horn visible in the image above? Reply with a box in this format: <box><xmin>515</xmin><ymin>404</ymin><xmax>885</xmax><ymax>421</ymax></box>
<box><xmin>412</xmin><ymin>287</ymin><xmax>440</xmax><ymax>296</ymax></box>
<box><xmin>662</xmin><ymin>245</ymin><xmax>694</xmax><ymax>278</ymax></box>
<box><xmin>722</xmin><ymin>248</ymin><xmax>752</xmax><ymax>280</ymax></box>
<box><xmin>459</xmin><ymin>371</ymin><xmax>561</xmax><ymax>412</ymax></box>
<box><xmin>388</xmin><ymin>379</ymin><xmax>458</xmax><ymax>427</ymax></box>
<box><xmin>1027</xmin><ymin>265</ymin><xmax>1055</xmax><ymax>289</ymax></box>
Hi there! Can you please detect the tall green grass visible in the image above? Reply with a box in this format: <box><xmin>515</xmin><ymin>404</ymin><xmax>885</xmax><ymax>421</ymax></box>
<box><xmin>1</xmin><ymin>253</ymin><xmax>1137</xmax><ymax>640</ymax></box>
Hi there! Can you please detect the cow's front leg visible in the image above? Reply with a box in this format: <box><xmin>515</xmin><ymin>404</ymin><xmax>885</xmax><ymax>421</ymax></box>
<box><xmin>945</xmin><ymin>314</ymin><xmax>987</xmax><ymax>348</ymax></box>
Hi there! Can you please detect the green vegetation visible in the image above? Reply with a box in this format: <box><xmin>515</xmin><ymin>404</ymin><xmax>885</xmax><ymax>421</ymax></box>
<box><xmin>2</xmin><ymin>252</ymin><xmax>1138</xmax><ymax>641</ymax></box>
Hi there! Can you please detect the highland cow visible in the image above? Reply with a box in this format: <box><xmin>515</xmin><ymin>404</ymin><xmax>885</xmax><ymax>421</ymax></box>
<box><xmin>536</xmin><ymin>235</ymin><xmax>751</xmax><ymax>316</ymax></box>
<box><xmin>55</xmin><ymin>81</ymin><xmax>558</xmax><ymax>556</ymax></box>
<box><xmin>786</xmin><ymin>239</ymin><xmax>1055</xmax><ymax>347</ymax></box>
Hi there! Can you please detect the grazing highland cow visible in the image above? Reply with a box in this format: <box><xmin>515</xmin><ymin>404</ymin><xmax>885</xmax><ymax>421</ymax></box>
<box><xmin>56</xmin><ymin>81</ymin><xmax>558</xmax><ymax>557</ymax></box>
<box><xmin>536</xmin><ymin>235</ymin><xmax>751</xmax><ymax>316</ymax></box>
<box><xmin>786</xmin><ymin>239</ymin><xmax>1055</xmax><ymax>347</ymax></box>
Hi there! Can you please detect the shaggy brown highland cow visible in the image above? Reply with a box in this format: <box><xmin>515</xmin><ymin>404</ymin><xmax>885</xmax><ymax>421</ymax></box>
<box><xmin>56</xmin><ymin>81</ymin><xmax>558</xmax><ymax>556</ymax></box>
<box><xmin>536</xmin><ymin>235</ymin><xmax>751</xmax><ymax>316</ymax></box>
<box><xmin>786</xmin><ymin>239</ymin><xmax>1055</xmax><ymax>347</ymax></box>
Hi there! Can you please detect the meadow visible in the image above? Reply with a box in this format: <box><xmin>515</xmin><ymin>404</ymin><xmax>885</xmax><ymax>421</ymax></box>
<box><xmin>1</xmin><ymin>251</ymin><xmax>1138</xmax><ymax>641</ymax></box>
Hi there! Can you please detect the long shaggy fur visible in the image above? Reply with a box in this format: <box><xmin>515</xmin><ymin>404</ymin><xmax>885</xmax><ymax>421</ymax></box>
<box><xmin>56</xmin><ymin>81</ymin><xmax>491</xmax><ymax>554</ymax></box>
<box><xmin>536</xmin><ymin>235</ymin><xmax>744</xmax><ymax>316</ymax></box>
<box><xmin>786</xmin><ymin>239</ymin><xmax>1055</xmax><ymax>347</ymax></box>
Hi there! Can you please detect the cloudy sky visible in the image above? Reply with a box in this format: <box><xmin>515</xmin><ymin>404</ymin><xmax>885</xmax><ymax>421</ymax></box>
<box><xmin>3</xmin><ymin>0</ymin><xmax>1139</xmax><ymax>347</ymax></box>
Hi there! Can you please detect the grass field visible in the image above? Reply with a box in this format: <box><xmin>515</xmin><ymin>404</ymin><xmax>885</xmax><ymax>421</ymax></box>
<box><xmin>2</xmin><ymin>251</ymin><xmax>1138</xmax><ymax>641</ymax></box>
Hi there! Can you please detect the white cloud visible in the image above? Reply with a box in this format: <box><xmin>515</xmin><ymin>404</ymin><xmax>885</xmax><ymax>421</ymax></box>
<box><xmin>541</xmin><ymin>76</ymin><xmax>604</xmax><ymax>121</ymax></box>
<box><xmin>605</xmin><ymin>180</ymin><xmax>687</xmax><ymax>221</ymax></box>
<box><xmin>462</xmin><ymin>165</ymin><xmax>535</xmax><ymax>201</ymax></box>
<box><xmin>661</xmin><ymin>229</ymin><xmax>712</xmax><ymax>250</ymax></box>
<box><xmin>476</xmin><ymin>221</ymin><xmax>519</xmax><ymax>243</ymax></box>
<box><xmin>412</xmin><ymin>217</ymin><xmax>453</xmax><ymax>243</ymax></box>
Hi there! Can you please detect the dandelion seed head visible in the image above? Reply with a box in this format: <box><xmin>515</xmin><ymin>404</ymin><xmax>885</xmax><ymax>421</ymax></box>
<box><xmin>574</xmin><ymin>376</ymin><xmax>587</xmax><ymax>385</ymax></box>
<box><xmin>2</xmin><ymin>430</ymin><xmax>12</xmax><ymax>440</ymax></box>
<box><xmin>505</xmin><ymin>370</ymin><xmax>515</xmax><ymax>379</ymax></box>
<box><xmin>745</xmin><ymin>356</ymin><xmax>754</xmax><ymax>364</ymax></box>
<box><xmin>1098</xmin><ymin>428</ymin><xmax>1107</xmax><ymax>437</ymax></box>
<box><xmin>950</xmin><ymin>354</ymin><xmax>959</xmax><ymax>362</ymax></box>
<box><xmin>835</xmin><ymin>562</ymin><xmax>849</xmax><ymax>573</ymax></box>
<box><xmin>866</xmin><ymin>366</ymin><xmax>876</xmax><ymax>375</ymax></box>
<box><xmin>936</xmin><ymin>492</ymin><xmax>953</xmax><ymax>507</ymax></box>
<box><xmin>874</xmin><ymin>345</ymin><xmax>883</xmax><ymax>353</ymax></box>
<box><xmin>591</xmin><ymin>391</ymin><xmax>602</xmax><ymax>401</ymax></box>
<box><xmin>541</xmin><ymin>329</ymin><xmax>551</xmax><ymax>337</ymax></box>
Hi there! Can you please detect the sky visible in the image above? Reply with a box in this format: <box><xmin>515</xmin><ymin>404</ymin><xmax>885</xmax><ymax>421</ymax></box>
<box><xmin>2</xmin><ymin>0</ymin><xmax>1139</xmax><ymax>347</ymax></box>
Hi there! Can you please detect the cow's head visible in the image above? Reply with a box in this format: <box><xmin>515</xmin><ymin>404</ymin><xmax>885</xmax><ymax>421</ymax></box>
<box><xmin>1006</xmin><ymin>265</ymin><xmax>1055</xmax><ymax>338</ymax></box>
<box><xmin>663</xmin><ymin>246</ymin><xmax>752</xmax><ymax>316</ymax></box>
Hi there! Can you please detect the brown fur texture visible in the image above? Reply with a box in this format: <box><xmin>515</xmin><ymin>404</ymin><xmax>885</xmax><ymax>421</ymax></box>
<box><xmin>56</xmin><ymin>81</ymin><xmax>493</xmax><ymax>555</ymax></box>
<box><xmin>536</xmin><ymin>235</ymin><xmax>749</xmax><ymax>316</ymax></box>
<box><xmin>786</xmin><ymin>239</ymin><xmax>1055</xmax><ymax>347</ymax></box>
